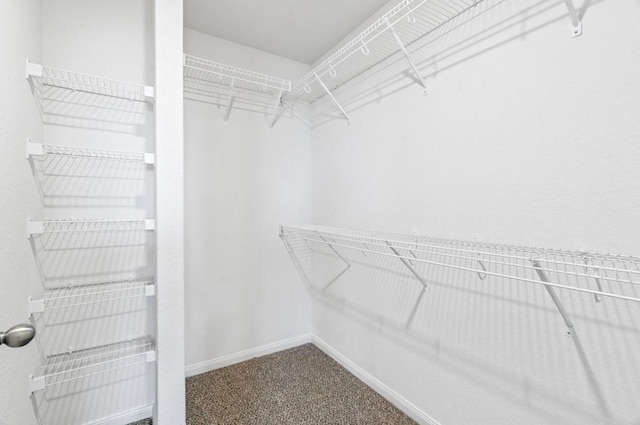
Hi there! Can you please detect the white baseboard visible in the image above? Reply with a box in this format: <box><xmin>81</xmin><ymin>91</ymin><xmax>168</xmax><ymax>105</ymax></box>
<box><xmin>82</xmin><ymin>404</ymin><xmax>152</xmax><ymax>425</ymax></box>
<box><xmin>185</xmin><ymin>334</ymin><xmax>313</xmax><ymax>377</ymax></box>
<box><xmin>312</xmin><ymin>335</ymin><xmax>442</xmax><ymax>425</ymax></box>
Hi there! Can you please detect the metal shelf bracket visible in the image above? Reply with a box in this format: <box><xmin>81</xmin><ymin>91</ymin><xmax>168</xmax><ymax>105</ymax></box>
<box><xmin>28</xmin><ymin>297</ymin><xmax>45</xmax><ymax>315</ymax></box>
<box><xmin>29</xmin><ymin>375</ymin><xmax>45</xmax><ymax>394</ymax></box>
<box><xmin>25</xmin><ymin>59</ymin><xmax>42</xmax><ymax>79</ymax></box>
<box><xmin>26</xmin><ymin>139</ymin><xmax>43</xmax><ymax>158</ymax></box>
<box><xmin>269</xmin><ymin>88</ymin><xmax>284</xmax><ymax>129</ymax></box>
<box><xmin>26</xmin><ymin>219</ymin><xmax>44</xmax><ymax>238</ymax></box>
<box><xmin>564</xmin><ymin>0</ymin><xmax>583</xmax><ymax>37</ymax></box>
<box><xmin>385</xmin><ymin>19</ymin><xmax>428</xmax><ymax>94</ymax></box>
<box><xmin>385</xmin><ymin>241</ymin><xmax>428</xmax><ymax>328</ymax></box>
<box><xmin>224</xmin><ymin>77</ymin><xmax>235</xmax><ymax>124</ymax></box>
<box><xmin>532</xmin><ymin>259</ymin><xmax>575</xmax><ymax>336</ymax></box>
<box><xmin>318</xmin><ymin>233</ymin><xmax>351</xmax><ymax>290</ymax></box>
<box><xmin>313</xmin><ymin>72</ymin><xmax>351</xmax><ymax>125</ymax></box>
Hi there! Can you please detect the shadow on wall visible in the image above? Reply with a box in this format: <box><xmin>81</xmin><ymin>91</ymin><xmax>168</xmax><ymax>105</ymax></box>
<box><xmin>280</xmin><ymin>226</ymin><xmax>640</xmax><ymax>425</ymax></box>
<box><xmin>304</xmin><ymin>0</ymin><xmax>604</xmax><ymax>127</ymax></box>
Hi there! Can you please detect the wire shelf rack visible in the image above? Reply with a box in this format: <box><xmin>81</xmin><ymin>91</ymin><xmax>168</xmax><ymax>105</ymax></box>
<box><xmin>288</xmin><ymin>0</ymin><xmax>483</xmax><ymax>103</ymax></box>
<box><xmin>26</xmin><ymin>60</ymin><xmax>154</xmax><ymax>103</ymax></box>
<box><xmin>27</xmin><ymin>218</ymin><xmax>156</xmax><ymax>237</ymax></box>
<box><xmin>184</xmin><ymin>54</ymin><xmax>291</xmax><ymax>96</ymax></box>
<box><xmin>280</xmin><ymin>225</ymin><xmax>640</xmax><ymax>304</ymax></box>
<box><xmin>29</xmin><ymin>278</ymin><xmax>156</xmax><ymax>315</ymax></box>
<box><xmin>29</xmin><ymin>336</ymin><xmax>156</xmax><ymax>393</ymax></box>
<box><xmin>26</xmin><ymin>140</ymin><xmax>155</xmax><ymax>165</ymax></box>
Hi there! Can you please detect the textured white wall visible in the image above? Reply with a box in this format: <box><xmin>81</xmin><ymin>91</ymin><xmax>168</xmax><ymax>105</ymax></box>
<box><xmin>0</xmin><ymin>1</ymin><xmax>43</xmax><ymax>425</ymax></box>
<box><xmin>310</xmin><ymin>0</ymin><xmax>640</xmax><ymax>424</ymax></box>
<box><xmin>183</xmin><ymin>29</ymin><xmax>313</xmax><ymax>368</ymax></box>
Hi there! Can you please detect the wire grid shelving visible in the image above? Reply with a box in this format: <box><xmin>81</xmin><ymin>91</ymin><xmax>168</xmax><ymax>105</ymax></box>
<box><xmin>287</xmin><ymin>0</ymin><xmax>483</xmax><ymax>105</ymax></box>
<box><xmin>26</xmin><ymin>140</ymin><xmax>155</xmax><ymax>165</ymax></box>
<box><xmin>27</xmin><ymin>218</ymin><xmax>156</xmax><ymax>236</ymax></box>
<box><xmin>29</xmin><ymin>278</ymin><xmax>155</xmax><ymax>315</ymax></box>
<box><xmin>29</xmin><ymin>336</ymin><xmax>155</xmax><ymax>393</ymax></box>
<box><xmin>184</xmin><ymin>54</ymin><xmax>291</xmax><ymax>96</ymax></box>
<box><xmin>280</xmin><ymin>225</ymin><xmax>640</xmax><ymax>304</ymax></box>
<box><xmin>26</xmin><ymin>60</ymin><xmax>154</xmax><ymax>103</ymax></box>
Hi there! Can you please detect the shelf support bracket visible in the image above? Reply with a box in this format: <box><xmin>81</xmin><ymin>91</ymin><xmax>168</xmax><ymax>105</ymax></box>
<box><xmin>563</xmin><ymin>0</ymin><xmax>583</xmax><ymax>37</ymax></box>
<box><xmin>313</xmin><ymin>72</ymin><xmax>351</xmax><ymax>125</ymax></box>
<box><xmin>269</xmin><ymin>88</ymin><xmax>284</xmax><ymax>129</ymax></box>
<box><xmin>385</xmin><ymin>20</ymin><xmax>427</xmax><ymax>94</ymax></box>
<box><xmin>280</xmin><ymin>232</ymin><xmax>313</xmax><ymax>293</ymax></box>
<box><xmin>224</xmin><ymin>77</ymin><xmax>235</xmax><ymax>123</ymax></box>
<box><xmin>385</xmin><ymin>241</ymin><xmax>428</xmax><ymax>328</ymax></box>
<box><xmin>25</xmin><ymin>58</ymin><xmax>43</xmax><ymax>79</ymax></box>
<box><xmin>26</xmin><ymin>139</ymin><xmax>43</xmax><ymax>158</ymax></box>
<box><xmin>386</xmin><ymin>241</ymin><xmax>428</xmax><ymax>290</ymax></box>
<box><xmin>318</xmin><ymin>233</ymin><xmax>351</xmax><ymax>290</ymax></box>
<box><xmin>532</xmin><ymin>259</ymin><xmax>575</xmax><ymax>336</ymax></box>
<box><xmin>26</xmin><ymin>219</ymin><xmax>44</xmax><ymax>239</ymax></box>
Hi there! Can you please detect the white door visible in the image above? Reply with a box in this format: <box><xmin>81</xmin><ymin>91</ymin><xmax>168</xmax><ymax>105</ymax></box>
<box><xmin>0</xmin><ymin>2</ymin><xmax>44</xmax><ymax>425</ymax></box>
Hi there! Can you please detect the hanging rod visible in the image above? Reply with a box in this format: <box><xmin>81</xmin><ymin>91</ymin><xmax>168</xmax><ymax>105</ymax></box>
<box><xmin>28</xmin><ymin>278</ymin><xmax>156</xmax><ymax>315</ymax></box>
<box><xmin>26</xmin><ymin>59</ymin><xmax>154</xmax><ymax>102</ymax></box>
<box><xmin>29</xmin><ymin>336</ymin><xmax>156</xmax><ymax>393</ymax></box>
<box><xmin>280</xmin><ymin>225</ymin><xmax>640</xmax><ymax>304</ymax></box>
<box><xmin>26</xmin><ymin>139</ymin><xmax>155</xmax><ymax>165</ymax></box>
<box><xmin>184</xmin><ymin>54</ymin><xmax>291</xmax><ymax>95</ymax></box>
<box><xmin>27</xmin><ymin>218</ymin><xmax>156</xmax><ymax>238</ymax></box>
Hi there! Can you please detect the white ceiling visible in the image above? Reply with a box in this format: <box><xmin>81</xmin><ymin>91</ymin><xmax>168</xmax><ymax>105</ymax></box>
<box><xmin>184</xmin><ymin>0</ymin><xmax>391</xmax><ymax>65</ymax></box>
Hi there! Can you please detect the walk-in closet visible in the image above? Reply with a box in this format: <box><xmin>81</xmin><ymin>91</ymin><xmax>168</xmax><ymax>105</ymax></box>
<box><xmin>1</xmin><ymin>0</ymin><xmax>639</xmax><ymax>424</ymax></box>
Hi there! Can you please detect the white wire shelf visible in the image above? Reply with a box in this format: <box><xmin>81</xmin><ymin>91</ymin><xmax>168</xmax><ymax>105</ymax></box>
<box><xmin>27</xmin><ymin>218</ymin><xmax>156</xmax><ymax>237</ymax></box>
<box><xmin>184</xmin><ymin>54</ymin><xmax>292</xmax><ymax>126</ymax></box>
<box><xmin>280</xmin><ymin>225</ymin><xmax>640</xmax><ymax>314</ymax></box>
<box><xmin>29</xmin><ymin>278</ymin><xmax>155</xmax><ymax>315</ymax></box>
<box><xmin>288</xmin><ymin>0</ymin><xmax>480</xmax><ymax>107</ymax></box>
<box><xmin>288</xmin><ymin>0</ymin><xmax>583</xmax><ymax>123</ymax></box>
<box><xmin>26</xmin><ymin>140</ymin><xmax>155</xmax><ymax>165</ymax></box>
<box><xmin>26</xmin><ymin>59</ymin><xmax>154</xmax><ymax>102</ymax></box>
<box><xmin>184</xmin><ymin>54</ymin><xmax>291</xmax><ymax>95</ymax></box>
<box><xmin>29</xmin><ymin>336</ymin><xmax>155</xmax><ymax>393</ymax></box>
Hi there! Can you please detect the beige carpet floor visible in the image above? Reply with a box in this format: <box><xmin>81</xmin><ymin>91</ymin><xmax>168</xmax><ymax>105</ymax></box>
<box><xmin>185</xmin><ymin>343</ymin><xmax>417</xmax><ymax>425</ymax></box>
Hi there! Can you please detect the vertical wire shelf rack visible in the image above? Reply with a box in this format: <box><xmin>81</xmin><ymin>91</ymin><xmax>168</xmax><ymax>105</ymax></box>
<box><xmin>24</xmin><ymin>58</ymin><xmax>158</xmax><ymax>419</ymax></box>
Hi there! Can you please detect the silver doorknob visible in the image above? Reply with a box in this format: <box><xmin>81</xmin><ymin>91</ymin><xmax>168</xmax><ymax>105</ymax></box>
<box><xmin>0</xmin><ymin>324</ymin><xmax>36</xmax><ymax>348</ymax></box>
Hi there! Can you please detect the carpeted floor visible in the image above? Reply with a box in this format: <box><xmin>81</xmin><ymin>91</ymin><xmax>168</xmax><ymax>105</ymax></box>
<box><xmin>127</xmin><ymin>420</ymin><xmax>152</xmax><ymax>425</ymax></box>
<box><xmin>185</xmin><ymin>343</ymin><xmax>417</xmax><ymax>425</ymax></box>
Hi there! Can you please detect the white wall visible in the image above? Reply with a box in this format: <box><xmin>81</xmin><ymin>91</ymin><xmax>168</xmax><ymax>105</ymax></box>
<box><xmin>310</xmin><ymin>0</ymin><xmax>640</xmax><ymax>424</ymax></box>
<box><xmin>0</xmin><ymin>2</ymin><xmax>43</xmax><ymax>425</ymax></box>
<box><xmin>155</xmin><ymin>0</ymin><xmax>186</xmax><ymax>423</ymax></box>
<box><xmin>183</xmin><ymin>30</ymin><xmax>313</xmax><ymax>370</ymax></box>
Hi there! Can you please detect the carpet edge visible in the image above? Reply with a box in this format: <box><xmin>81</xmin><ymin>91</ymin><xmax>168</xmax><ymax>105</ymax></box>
<box><xmin>311</xmin><ymin>335</ymin><xmax>442</xmax><ymax>425</ymax></box>
<box><xmin>83</xmin><ymin>405</ymin><xmax>153</xmax><ymax>425</ymax></box>
<box><xmin>185</xmin><ymin>334</ymin><xmax>313</xmax><ymax>377</ymax></box>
